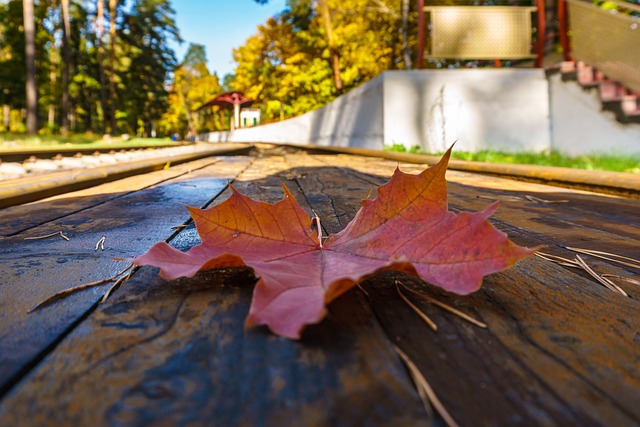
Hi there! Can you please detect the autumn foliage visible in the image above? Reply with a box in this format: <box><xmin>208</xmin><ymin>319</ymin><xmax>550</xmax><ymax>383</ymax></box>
<box><xmin>134</xmin><ymin>149</ymin><xmax>536</xmax><ymax>338</ymax></box>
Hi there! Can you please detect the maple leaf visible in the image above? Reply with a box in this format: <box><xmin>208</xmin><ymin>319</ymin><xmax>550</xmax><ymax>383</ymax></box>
<box><xmin>133</xmin><ymin>148</ymin><xmax>536</xmax><ymax>339</ymax></box>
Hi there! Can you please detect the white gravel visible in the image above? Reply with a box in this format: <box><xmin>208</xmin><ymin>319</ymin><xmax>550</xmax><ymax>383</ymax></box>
<box><xmin>0</xmin><ymin>162</ymin><xmax>28</xmax><ymax>179</ymax></box>
<box><xmin>0</xmin><ymin>145</ymin><xmax>207</xmax><ymax>182</ymax></box>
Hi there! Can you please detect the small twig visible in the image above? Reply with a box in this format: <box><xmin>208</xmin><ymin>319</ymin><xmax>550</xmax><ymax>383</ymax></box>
<box><xmin>574</xmin><ymin>255</ymin><xmax>628</xmax><ymax>297</ymax></box>
<box><xmin>393</xmin><ymin>346</ymin><xmax>460</xmax><ymax>427</ymax></box>
<box><xmin>95</xmin><ymin>235</ymin><xmax>106</xmax><ymax>251</ymax></box>
<box><xmin>24</xmin><ymin>230</ymin><xmax>69</xmax><ymax>241</ymax></box>
<box><xmin>29</xmin><ymin>264</ymin><xmax>133</xmax><ymax>312</ymax></box>
<box><xmin>566</xmin><ymin>247</ymin><xmax>640</xmax><ymax>269</ymax></box>
<box><xmin>170</xmin><ymin>224</ymin><xmax>187</xmax><ymax>230</ymax></box>
<box><xmin>396</xmin><ymin>284</ymin><xmax>438</xmax><ymax>331</ymax></box>
<box><xmin>400</xmin><ymin>284</ymin><xmax>487</xmax><ymax>329</ymax></box>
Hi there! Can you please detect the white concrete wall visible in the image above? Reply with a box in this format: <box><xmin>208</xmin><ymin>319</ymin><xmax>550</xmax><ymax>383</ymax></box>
<box><xmin>549</xmin><ymin>73</ymin><xmax>640</xmax><ymax>156</ymax></box>
<box><xmin>203</xmin><ymin>73</ymin><xmax>384</xmax><ymax>148</ymax></box>
<box><xmin>200</xmin><ymin>69</ymin><xmax>640</xmax><ymax>156</ymax></box>
<box><xmin>382</xmin><ymin>69</ymin><xmax>550</xmax><ymax>153</ymax></box>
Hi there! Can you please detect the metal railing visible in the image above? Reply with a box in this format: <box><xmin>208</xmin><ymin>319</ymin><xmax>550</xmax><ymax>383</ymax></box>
<box><xmin>564</xmin><ymin>0</ymin><xmax>640</xmax><ymax>93</ymax></box>
<box><xmin>416</xmin><ymin>0</ymin><xmax>546</xmax><ymax>68</ymax></box>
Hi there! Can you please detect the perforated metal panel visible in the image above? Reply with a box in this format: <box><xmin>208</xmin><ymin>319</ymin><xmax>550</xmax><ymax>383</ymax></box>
<box><xmin>425</xmin><ymin>6</ymin><xmax>537</xmax><ymax>59</ymax></box>
<box><xmin>568</xmin><ymin>0</ymin><xmax>640</xmax><ymax>94</ymax></box>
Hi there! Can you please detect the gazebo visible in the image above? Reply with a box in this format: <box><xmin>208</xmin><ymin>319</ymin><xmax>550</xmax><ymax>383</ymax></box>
<box><xmin>197</xmin><ymin>91</ymin><xmax>254</xmax><ymax>130</ymax></box>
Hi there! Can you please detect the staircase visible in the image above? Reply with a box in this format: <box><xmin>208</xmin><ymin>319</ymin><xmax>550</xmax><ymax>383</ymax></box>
<box><xmin>560</xmin><ymin>60</ymin><xmax>640</xmax><ymax>123</ymax></box>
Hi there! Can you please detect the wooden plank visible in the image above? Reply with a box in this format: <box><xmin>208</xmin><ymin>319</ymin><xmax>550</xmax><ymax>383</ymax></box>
<box><xmin>362</xmin><ymin>264</ymin><xmax>640</xmax><ymax>426</ymax></box>
<box><xmin>0</xmin><ymin>154</ymin><xmax>429</xmax><ymax>425</ymax></box>
<box><xmin>0</xmin><ymin>157</ymin><xmax>223</xmax><ymax>235</ymax></box>
<box><xmin>314</xmin><ymin>154</ymin><xmax>640</xmax><ymax>289</ymax></box>
<box><xmin>0</xmin><ymin>144</ymin><xmax>253</xmax><ymax>209</ymax></box>
<box><xmin>292</xmin><ymin>143</ymin><xmax>640</xmax><ymax>198</ymax></box>
<box><xmin>0</xmin><ymin>156</ymin><xmax>254</xmax><ymax>395</ymax></box>
<box><xmin>1</xmin><ymin>151</ymin><xmax>638</xmax><ymax>425</ymax></box>
<box><xmin>292</xmin><ymin>154</ymin><xmax>640</xmax><ymax>425</ymax></box>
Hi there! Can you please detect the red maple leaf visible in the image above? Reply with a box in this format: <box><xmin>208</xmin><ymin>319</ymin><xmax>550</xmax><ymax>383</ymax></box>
<box><xmin>133</xmin><ymin>149</ymin><xmax>536</xmax><ymax>339</ymax></box>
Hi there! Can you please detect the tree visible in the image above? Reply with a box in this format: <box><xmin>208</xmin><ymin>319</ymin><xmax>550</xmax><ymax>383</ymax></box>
<box><xmin>253</xmin><ymin>0</ymin><xmax>343</xmax><ymax>94</ymax></box>
<box><xmin>401</xmin><ymin>0</ymin><xmax>411</xmax><ymax>69</ymax></box>
<box><xmin>60</xmin><ymin>0</ymin><xmax>71</xmax><ymax>135</ymax></box>
<box><xmin>108</xmin><ymin>0</ymin><xmax>118</xmax><ymax>133</ymax></box>
<box><xmin>23</xmin><ymin>0</ymin><xmax>37</xmax><ymax>133</ymax></box>
<box><xmin>237</xmin><ymin>0</ymin><xmax>412</xmax><ymax>120</ymax></box>
<box><xmin>317</xmin><ymin>0</ymin><xmax>342</xmax><ymax>94</ymax></box>
<box><xmin>96</xmin><ymin>0</ymin><xmax>109</xmax><ymax>133</ymax></box>
<box><xmin>160</xmin><ymin>43</ymin><xmax>223</xmax><ymax>136</ymax></box>
<box><xmin>0</xmin><ymin>1</ymin><xmax>27</xmax><ymax>131</ymax></box>
<box><xmin>120</xmin><ymin>0</ymin><xmax>180</xmax><ymax>136</ymax></box>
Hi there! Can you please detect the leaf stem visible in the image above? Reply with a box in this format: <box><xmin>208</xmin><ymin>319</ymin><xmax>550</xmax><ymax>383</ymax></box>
<box><xmin>311</xmin><ymin>211</ymin><xmax>324</xmax><ymax>248</ymax></box>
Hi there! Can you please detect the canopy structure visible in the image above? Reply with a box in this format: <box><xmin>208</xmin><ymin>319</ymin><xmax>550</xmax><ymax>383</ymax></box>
<box><xmin>197</xmin><ymin>91</ymin><xmax>254</xmax><ymax>130</ymax></box>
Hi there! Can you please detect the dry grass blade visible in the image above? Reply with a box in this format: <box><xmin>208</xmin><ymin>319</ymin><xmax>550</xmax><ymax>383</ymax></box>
<box><xmin>574</xmin><ymin>255</ymin><xmax>628</xmax><ymax>297</ymax></box>
<box><xmin>478</xmin><ymin>195</ymin><xmax>523</xmax><ymax>202</ymax></box>
<box><xmin>101</xmin><ymin>267</ymin><xmax>135</xmax><ymax>303</ymax></box>
<box><xmin>170</xmin><ymin>224</ymin><xmax>187</xmax><ymax>230</ymax></box>
<box><xmin>95</xmin><ymin>235</ymin><xmax>106</xmax><ymax>251</ymax></box>
<box><xmin>396</xmin><ymin>284</ymin><xmax>438</xmax><ymax>331</ymax></box>
<box><xmin>29</xmin><ymin>264</ymin><xmax>133</xmax><ymax>312</ymax></box>
<box><xmin>356</xmin><ymin>283</ymin><xmax>370</xmax><ymax>298</ymax></box>
<box><xmin>393</xmin><ymin>345</ymin><xmax>460</xmax><ymax>427</ymax></box>
<box><xmin>24</xmin><ymin>230</ymin><xmax>69</xmax><ymax>241</ymax></box>
<box><xmin>534</xmin><ymin>252</ymin><xmax>580</xmax><ymax>268</ymax></box>
<box><xmin>602</xmin><ymin>274</ymin><xmax>640</xmax><ymax>287</ymax></box>
<box><xmin>566</xmin><ymin>247</ymin><xmax>640</xmax><ymax>269</ymax></box>
<box><xmin>400</xmin><ymin>284</ymin><xmax>487</xmax><ymax>329</ymax></box>
<box><xmin>524</xmin><ymin>195</ymin><xmax>569</xmax><ymax>204</ymax></box>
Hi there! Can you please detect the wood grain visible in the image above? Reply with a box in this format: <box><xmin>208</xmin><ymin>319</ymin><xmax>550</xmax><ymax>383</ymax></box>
<box><xmin>0</xmin><ymin>149</ymin><xmax>638</xmax><ymax>426</ymax></box>
<box><xmin>0</xmin><ymin>157</ymin><xmax>253</xmax><ymax>395</ymax></box>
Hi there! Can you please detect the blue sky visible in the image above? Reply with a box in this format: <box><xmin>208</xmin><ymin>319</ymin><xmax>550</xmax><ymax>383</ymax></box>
<box><xmin>170</xmin><ymin>0</ymin><xmax>287</xmax><ymax>78</ymax></box>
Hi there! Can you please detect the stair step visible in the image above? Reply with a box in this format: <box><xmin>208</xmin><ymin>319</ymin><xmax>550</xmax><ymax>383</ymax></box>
<box><xmin>599</xmin><ymin>81</ymin><xmax>631</xmax><ymax>103</ymax></box>
<box><xmin>576</xmin><ymin>63</ymin><xmax>604</xmax><ymax>87</ymax></box>
<box><xmin>560</xmin><ymin>61</ymin><xmax>576</xmax><ymax>74</ymax></box>
<box><xmin>560</xmin><ymin>61</ymin><xmax>577</xmax><ymax>82</ymax></box>
<box><xmin>621</xmin><ymin>95</ymin><xmax>640</xmax><ymax>117</ymax></box>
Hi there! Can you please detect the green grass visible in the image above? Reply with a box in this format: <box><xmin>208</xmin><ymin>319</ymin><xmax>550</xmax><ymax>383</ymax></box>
<box><xmin>384</xmin><ymin>145</ymin><xmax>640</xmax><ymax>174</ymax></box>
<box><xmin>448</xmin><ymin>150</ymin><xmax>640</xmax><ymax>174</ymax></box>
<box><xmin>0</xmin><ymin>132</ymin><xmax>179</xmax><ymax>152</ymax></box>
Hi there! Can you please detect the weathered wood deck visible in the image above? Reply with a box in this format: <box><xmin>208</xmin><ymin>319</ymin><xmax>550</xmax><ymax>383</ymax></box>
<box><xmin>0</xmin><ymin>144</ymin><xmax>638</xmax><ymax>426</ymax></box>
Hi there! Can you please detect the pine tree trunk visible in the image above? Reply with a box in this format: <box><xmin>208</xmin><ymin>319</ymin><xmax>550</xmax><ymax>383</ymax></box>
<box><xmin>48</xmin><ymin>50</ymin><xmax>57</xmax><ymax>128</ymax></box>
<box><xmin>317</xmin><ymin>0</ymin><xmax>342</xmax><ymax>95</ymax></box>
<box><xmin>402</xmin><ymin>0</ymin><xmax>412</xmax><ymax>69</ymax></box>
<box><xmin>61</xmin><ymin>0</ymin><xmax>71</xmax><ymax>136</ymax></box>
<box><xmin>97</xmin><ymin>0</ymin><xmax>109</xmax><ymax>134</ymax></box>
<box><xmin>23</xmin><ymin>0</ymin><xmax>37</xmax><ymax>134</ymax></box>
<box><xmin>3</xmin><ymin>105</ymin><xmax>10</xmax><ymax>131</ymax></box>
<box><xmin>109</xmin><ymin>0</ymin><xmax>118</xmax><ymax>134</ymax></box>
